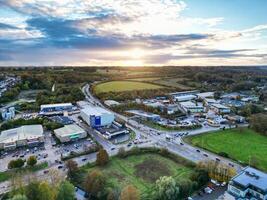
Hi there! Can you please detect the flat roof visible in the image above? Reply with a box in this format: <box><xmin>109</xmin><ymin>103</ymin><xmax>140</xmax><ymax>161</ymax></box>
<box><xmin>54</xmin><ymin>124</ymin><xmax>85</xmax><ymax>137</ymax></box>
<box><xmin>180</xmin><ymin>101</ymin><xmax>203</xmax><ymax>108</ymax></box>
<box><xmin>0</xmin><ymin>125</ymin><xmax>43</xmax><ymax>144</ymax></box>
<box><xmin>197</xmin><ymin>92</ymin><xmax>214</xmax><ymax>98</ymax></box>
<box><xmin>40</xmin><ymin>103</ymin><xmax>73</xmax><ymax>109</ymax></box>
<box><xmin>81</xmin><ymin>105</ymin><xmax>112</xmax><ymax>116</ymax></box>
<box><xmin>211</xmin><ymin>103</ymin><xmax>230</xmax><ymax>109</ymax></box>
<box><xmin>126</xmin><ymin>110</ymin><xmax>160</xmax><ymax>118</ymax></box>
<box><xmin>232</xmin><ymin>167</ymin><xmax>267</xmax><ymax>192</ymax></box>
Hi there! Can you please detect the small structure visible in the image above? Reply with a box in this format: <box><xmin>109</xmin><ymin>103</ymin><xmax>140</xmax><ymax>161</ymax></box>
<box><xmin>54</xmin><ymin>124</ymin><xmax>87</xmax><ymax>143</ymax></box>
<box><xmin>196</xmin><ymin>92</ymin><xmax>214</xmax><ymax>99</ymax></box>
<box><xmin>0</xmin><ymin>125</ymin><xmax>44</xmax><ymax>150</ymax></box>
<box><xmin>1</xmin><ymin>107</ymin><xmax>15</xmax><ymax>121</ymax></box>
<box><xmin>104</xmin><ymin>100</ymin><xmax>120</xmax><ymax>107</ymax></box>
<box><xmin>228</xmin><ymin>167</ymin><xmax>267</xmax><ymax>200</ymax></box>
<box><xmin>50</xmin><ymin>116</ymin><xmax>74</xmax><ymax>125</ymax></box>
<box><xmin>80</xmin><ymin>105</ymin><xmax>115</xmax><ymax>128</ymax></box>
<box><xmin>126</xmin><ymin>110</ymin><xmax>160</xmax><ymax>121</ymax></box>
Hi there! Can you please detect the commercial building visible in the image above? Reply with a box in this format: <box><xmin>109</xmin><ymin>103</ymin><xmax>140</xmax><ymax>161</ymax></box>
<box><xmin>126</xmin><ymin>110</ymin><xmax>160</xmax><ymax>121</ymax></box>
<box><xmin>54</xmin><ymin>124</ymin><xmax>87</xmax><ymax>143</ymax></box>
<box><xmin>40</xmin><ymin>103</ymin><xmax>73</xmax><ymax>115</ymax></box>
<box><xmin>1</xmin><ymin>107</ymin><xmax>15</xmax><ymax>121</ymax></box>
<box><xmin>179</xmin><ymin>101</ymin><xmax>204</xmax><ymax>113</ymax></box>
<box><xmin>211</xmin><ymin>103</ymin><xmax>231</xmax><ymax>114</ymax></box>
<box><xmin>170</xmin><ymin>90</ymin><xmax>199</xmax><ymax>102</ymax></box>
<box><xmin>80</xmin><ymin>105</ymin><xmax>115</xmax><ymax>128</ymax></box>
<box><xmin>0</xmin><ymin>125</ymin><xmax>44</xmax><ymax>150</ymax></box>
<box><xmin>228</xmin><ymin>167</ymin><xmax>267</xmax><ymax>200</ymax></box>
<box><xmin>196</xmin><ymin>92</ymin><xmax>214</xmax><ymax>99</ymax></box>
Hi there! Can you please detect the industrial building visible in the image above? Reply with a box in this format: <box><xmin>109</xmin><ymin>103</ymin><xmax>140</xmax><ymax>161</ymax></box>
<box><xmin>80</xmin><ymin>105</ymin><xmax>115</xmax><ymax>128</ymax></box>
<box><xmin>179</xmin><ymin>101</ymin><xmax>204</xmax><ymax>113</ymax></box>
<box><xmin>228</xmin><ymin>167</ymin><xmax>267</xmax><ymax>200</ymax></box>
<box><xmin>126</xmin><ymin>110</ymin><xmax>160</xmax><ymax>121</ymax></box>
<box><xmin>54</xmin><ymin>124</ymin><xmax>87</xmax><ymax>143</ymax></box>
<box><xmin>0</xmin><ymin>125</ymin><xmax>44</xmax><ymax>150</ymax></box>
<box><xmin>40</xmin><ymin>103</ymin><xmax>73</xmax><ymax>115</ymax></box>
<box><xmin>1</xmin><ymin>107</ymin><xmax>15</xmax><ymax>121</ymax></box>
<box><xmin>211</xmin><ymin>103</ymin><xmax>231</xmax><ymax>114</ymax></box>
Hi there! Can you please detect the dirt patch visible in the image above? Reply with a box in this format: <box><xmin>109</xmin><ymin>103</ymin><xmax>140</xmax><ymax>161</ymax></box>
<box><xmin>134</xmin><ymin>159</ymin><xmax>171</xmax><ymax>183</ymax></box>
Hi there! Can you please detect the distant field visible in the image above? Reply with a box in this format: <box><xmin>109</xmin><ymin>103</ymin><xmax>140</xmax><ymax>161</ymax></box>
<box><xmin>185</xmin><ymin>128</ymin><xmax>267</xmax><ymax>171</ymax></box>
<box><xmin>151</xmin><ymin>78</ymin><xmax>194</xmax><ymax>90</ymax></box>
<box><xmin>77</xmin><ymin>153</ymin><xmax>194</xmax><ymax>196</ymax></box>
<box><xmin>94</xmin><ymin>81</ymin><xmax>164</xmax><ymax>94</ymax></box>
<box><xmin>126</xmin><ymin>77</ymin><xmax>161</xmax><ymax>81</ymax></box>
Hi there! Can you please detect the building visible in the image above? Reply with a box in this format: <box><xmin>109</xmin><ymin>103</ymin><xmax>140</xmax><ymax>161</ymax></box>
<box><xmin>1</xmin><ymin>107</ymin><xmax>15</xmax><ymax>121</ymax></box>
<box><xmin>0</xmin><ymin>125</ymin><xmax>44</xmax><ymax>150</ymax></box>
<box><xmin>49</xmin><ymin>116</ymin><xmax>74</xmax><ymax>125</ymax></box>
<box><xmin>179</xmin><ymin>101</ymin><xmax>204</xmax><ymax>113</ymax></box>
<box><xmin>54</xmin><ymin>124</ymin><xmax>87</xmax><ymax>143</ymax></box>
<box><xmin>196</xmin><ymin>92</ymin><xmax>214</xmax><ymax>99</ymax></box>
<box><xmin>211</xmin><ymin>103</ymin><xmax>231</xmax><ymax>114</ymax></box>
<box><xmin>173</xmin><ymin>94</ymin><xmax>196</xmax><ymax>102</ymax></box>
<box><xmin>126</xmin><ymin>110</ymin><xmax>160</xmax><ymax>121</ymax></box>
<box><xmin>104</xmin><ymin>100</ymin><xmax>121</xmax><ymax>107</ymax></box>
<box><xmin>80</xmin><ymin>105</ymin><xmax>115</xmax><ymax>128</ymax></box>
<box><xmin>228</xmin><ymin>167</ymin><xmax>267</xmax><ymax>200</ymax></box>
<box><xmin>40</xmin><ymin>103</ymin><xmax>73</xmax><ymax>115</ymax></box>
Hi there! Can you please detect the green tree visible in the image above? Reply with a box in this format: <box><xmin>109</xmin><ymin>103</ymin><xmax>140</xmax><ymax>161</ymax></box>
<box><xmin>38</xmin><ymin>181</ymin><xmax>55</xmax><ymax>200</ymax></box>
<box><xmin>96</xmin><ymin>148</ymin><xmax>109</xmax><ymax>166</ymax></box>
<box><xmin>120</xmin><ymin>185</ymin><xmax>140</xmax><ymax>200</ymax></box>
<box><xmin>9</xmin><ymin>194</ymin><xmax>28</xmax><ymax>200</ymax></box>
<box><xmin>65</xmin><ymin>160</ymin><xmax>78</xmax><ymax>179</ymax></box>
<box><xmin>250</xmin><ymin>114</ymin><xmax>267</xmax><ymax>135</ymax></box>
<box><xmin>25</xmin><ymin>181</ymin><xmax>40</xmax><ymax>200</ymax></box>
<box><xmin>154</xmin><ymin>176</ymin><xmax>180</xmax><ymax>200</ymax></box>
<box><xmin>27</xmin><ymin>156</ymin><xmax>37</xmax><ymax>167</ymax></box>
<box><xmin>56</xmin><ymin>181</ymin><xmax>75</xmax><ymax>200</ymax></box>
<box><xmin>8</xmin><ymin>159</ymin><xmax>25</xmax><ymax>169</ymax></box>
<box><xmin>84</xmin><ymin>170</ymin><xmax>106</xmax><ymax>198</ymax></box>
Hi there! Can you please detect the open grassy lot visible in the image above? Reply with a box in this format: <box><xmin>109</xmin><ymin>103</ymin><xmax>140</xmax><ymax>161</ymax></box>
<box><xmin>94</xmin><ymin>81</ymin><xmax>164</xmax><ymax>94</ymax></box>
<box><xmin>77</xmin><ymin>153</ymin><xmax>194</xmax><ymax>196</ymax></box>
<box><xmin>185</xmin><ymin>128</ymin><xmax>267</xmax><ymax>171</ymax></box>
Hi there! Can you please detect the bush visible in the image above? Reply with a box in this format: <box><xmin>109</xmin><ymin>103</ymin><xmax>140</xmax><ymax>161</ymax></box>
<box><xmin>218</xmin><ymin>152</ymin><xmax>229</xmax><ymax>158</ymax></box>
<box><xmin>8</xmin><ymin>159</ymin><xmax>25</xmax><ymax>169</ymax></box>
<box><xmin>27</xmin><ymin>156</ymin><xmax>37</xmax><ymax>167</ymax></box>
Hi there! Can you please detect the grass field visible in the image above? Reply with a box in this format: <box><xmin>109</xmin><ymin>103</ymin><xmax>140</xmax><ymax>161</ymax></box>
<box><xmin>185</xmin><ymin>128</ymin><xmax>267</xmax><ymax>171</ymax></box>
<box><xmin>78</xmin><ymin>153</ymin><xmax>194</xmax><ymax>196</ymax></box>
<box><xmin>94</xmin><ymin>81</ymin><xmax>164</xmax><ymax>94</ymax></box>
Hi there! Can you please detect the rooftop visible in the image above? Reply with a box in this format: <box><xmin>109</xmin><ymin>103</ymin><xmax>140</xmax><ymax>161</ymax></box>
<box><xmin>211</xmin><ymin>103</ymin><xmax>230</xmax><ymax>109</ymax></box>
<box><xmin>0</xmin><ymin>125</ymin><xmax>44</xmax><ymax>144</ymax></box>
<box><xmin>40</xmin><ymin>103</ymin><xmax>73</xmax><ymax>109</ymax></box>
<box><xmin>231</xmin><ymin>167</ymin><xmax>267</xmax><ymax>192</ymax></box>
<box><xmin>54</xmin><ymin>124</ymin><xmax>85</xmax><ymax>137</ymax></box>
<box><xmin>180</xmin><ymin>101</ymin><xmax>203</xmax><ymax>108</ymax></box>
<box><xmin>81</xmin><ymin>105</ymin><xmax>112</xmax><ymax>116</ymax></box>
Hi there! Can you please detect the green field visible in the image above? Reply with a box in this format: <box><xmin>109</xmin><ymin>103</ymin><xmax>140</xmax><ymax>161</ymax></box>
<box><xmin>94</xmin><ymin>81</ymin><xmax>164</xmax><ymax>94</ymax></box>
<box><xmin>185</xmin><ymin>128</ymin><xmax>267</xmax><ymax>171</ymax></box>
<box><xmin>77</xmin><ymin>153</ymin><xmax>194</xmax><ymax>196</ymax></box>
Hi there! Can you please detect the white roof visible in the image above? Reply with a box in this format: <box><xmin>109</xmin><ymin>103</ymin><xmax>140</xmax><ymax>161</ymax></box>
<box><xmin>54</xmin><ymin>124</ymin><xmax>85</xmax><ymax>137</ymax></box>
<box><xmin>82</xmin><ymin>105</ymin><xmax>112</xmax><ymax>116</ymax></box>
<box><xmin>40</xmin><ymin>103</ymin><xmax>72</xmax><ymax>109</ymax></box>
<box><xmin>0</xmin><ymin>125</ymin><xmax>43</xmax><ymax>144</ymax></box>
<box><xmin>197</xmin><ymin>92</ymin><xmax>214</xmax><ymax>98</ymax></box>
<box><xmin>180</xmin><ymin>101</ymin><xmax>203</xmax><ymax>108</ymax></box>
<box><xmin>104</xmin><ymin>100</ymin><xmax>120</xmax><ymax>106</ymax></box>
<box><xmin>212</xmin><ymin>103</ymin><xmax>230</xmax><ymax>109</ymax></box>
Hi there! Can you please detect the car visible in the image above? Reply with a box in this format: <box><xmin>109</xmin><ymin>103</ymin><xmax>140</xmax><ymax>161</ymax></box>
<box><xmin>228</xmin><ymin>163</ymin><xmax>234</xmax><ymax>167</ymax></box>
<box><xmin>180</xmin><ymin>142</ymin><xmax>184</xmax><ymax>145</ymax></box>
<box><xmin>111</xmin><ymin>147</ymin><xmax>116</xmax><ymax>151</ymax></box>
<box><xmin>188</xmin><ymin>197</ymin><xmax>193</xmax><ymax>200</ymax></box>
<box><xmin>43</xmin><ymin>170</ymin><xmax>49</xmax><ymax>174</ymax></box>
<box><xmin>221</xmin><ymin>182</ymin><xmax>227</xmax><ymax>187</ymax></box>
<box><xmin>204</xmin><ymin>187</ymin><xmax>213</xmax><ymax>194</ymax></box>
<box><xmin>196</xmin><ymin>149</ymin><xmax>200</xmax><ymax>153</ymax></box>
<box><xmin>82</xmin><ymin>158</ymin><xmax>87</xmax><ymax>162</ymax></box>
<box><xmin>58</xmin><ymin>165</ymin><xmax>63</xmax><ymax>169</ymax></box>
<box><xmin>203</xmin><ymin>153</ymin><xmax>208</xmax><ymax>157</ymax></box>
<box><xmin>215</xmin><ymin>158</ymin><xmax>220</xmax><ymax>162</ymax></box>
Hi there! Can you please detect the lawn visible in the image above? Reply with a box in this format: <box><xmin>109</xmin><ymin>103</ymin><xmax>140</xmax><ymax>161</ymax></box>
<box><xmin>94</xmin><ymin>81</ymin><xmax>164</xmax><ymax>94</ymax></box>
<box><xmin>77</xmin><ymin>153</ymin><xmax>194</xmax><ymax>196</ymax></box>
<box><xmin>185</xmin><ymin>128</ymin><xmax>267</xmax><ymax>171</ymax></box>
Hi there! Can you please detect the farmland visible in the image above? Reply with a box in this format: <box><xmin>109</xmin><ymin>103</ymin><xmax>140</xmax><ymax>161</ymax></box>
<box><xmin>185</xmin><ymin>128</ymin><xmax>267</xmax><ymax>171</ymax></box>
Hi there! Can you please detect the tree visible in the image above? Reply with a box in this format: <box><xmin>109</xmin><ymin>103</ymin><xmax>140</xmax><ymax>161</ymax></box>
<box><xmin>27</xmin><ymin>156</ymin><xmax>37</xmax><ymax>167</ymax></box>
<box><xmin>65</xmin><ymin>160</ymin><xmax>79</xmax><ymax>179</ymax></box>
<box><xmin>84</xmin><ymin>170</ymin><xmax>106</xmax><ymax>198</ymax></box>
<box><xmin>250</xmin><ymin>114</ymin><xmax>267</xmax><ymax>135</ymax></box>
<box><xmin>96</xmin><ymin>148</ymin><xmax>109</xmax><ymax>166</ymax></box>
<box><xmin>25</xmin><ymin>180</ymin><xmax>41</xmax><ymax>200</ymax></box>
<box><xmin>117</xmin><ymin>147</ymin><xmax>126</xmax><ymax>158</ymax></box>
<box><xmin>56</xmin><ymin>181</ymin><xmax>75</xmax><ymax>200</ymax></box>
<box><xmin>9</xmin><ymin>194</ymin><xmax>28</xmax><ymax>200</ymax></box>
<box><xmin>38</xmin><ymin>181</ymin><xmax>55</xmax><ymax>200</ymax></box>
<box><xmin>120</xmin><ymin>185</ymin><xmax>140</xmax><ymax>200</ymax></box>
<box><xmin>154</xmin><ymin>176</ymin><xmax>180</xmax><ymax>200</ymax></box>
<box><xmin>8</xmin><ymin>159</ymin><xmax>25</xmax><ymax>169</ymax></box>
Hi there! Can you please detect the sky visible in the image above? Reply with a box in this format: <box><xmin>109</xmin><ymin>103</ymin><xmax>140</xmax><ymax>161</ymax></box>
<box><xmin>0</xmin><ymin>0</ymin><xmax>267</xmax><ymax>66</ymax></box>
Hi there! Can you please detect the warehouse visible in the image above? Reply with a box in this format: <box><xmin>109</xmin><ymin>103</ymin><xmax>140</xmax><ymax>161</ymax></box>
<box><xmin>211</xmin><ymin>103</ymin><xmax>231</xmax><ymax>114</ymax></box>
<box><xmin>80</xmin><ymin>105</ymin><xmax>115</xmax><ymax>128</ymax></box>
<box><xmin>54</xmin><ymin>124</ymin><xmax>87</xmax><ymax>143</ymax></box>
<box><xmin>0</xmin><ymin>125</ymin><xmax>44</xmax><ymax>150</ymax></box>
<box><xmin>179</xmin><ymin>101</ymin><xmax>204</xmax><ymax>113</ymax></box>
<box><xmin>40</xmin><ymin>103</ymin><xmax>73</xmax><ymax>115</ymax></box>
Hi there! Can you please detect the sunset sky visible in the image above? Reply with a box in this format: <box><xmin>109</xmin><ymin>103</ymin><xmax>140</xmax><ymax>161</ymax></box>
<box><xmin>0</xmin><ymin>0</ymin><xmax>267</xmax><ymax>66</ymax></box>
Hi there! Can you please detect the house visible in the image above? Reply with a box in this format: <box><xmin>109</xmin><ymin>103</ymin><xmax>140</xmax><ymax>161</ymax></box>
<box><xmin>228</xmin><ymin>167</ymin><xmax>267</xmax><ymax>200</ymax></box>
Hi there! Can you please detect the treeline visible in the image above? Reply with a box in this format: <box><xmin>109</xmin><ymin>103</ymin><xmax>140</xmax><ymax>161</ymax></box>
<box><xmin>250</xmin><ymin>114</ymin><xmax>267</xmax><ymax>136</ymax></box>
<box><xmin>0</xmin><ymin>118</ymin><xmax>63</xmax><ymax>131</ymax></box>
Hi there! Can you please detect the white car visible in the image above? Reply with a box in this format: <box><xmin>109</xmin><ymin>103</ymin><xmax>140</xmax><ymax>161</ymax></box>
<box><xmin>204</xmin><ymin>187</ymin><xmax>213</xmax><ymax>194</ymax></box>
